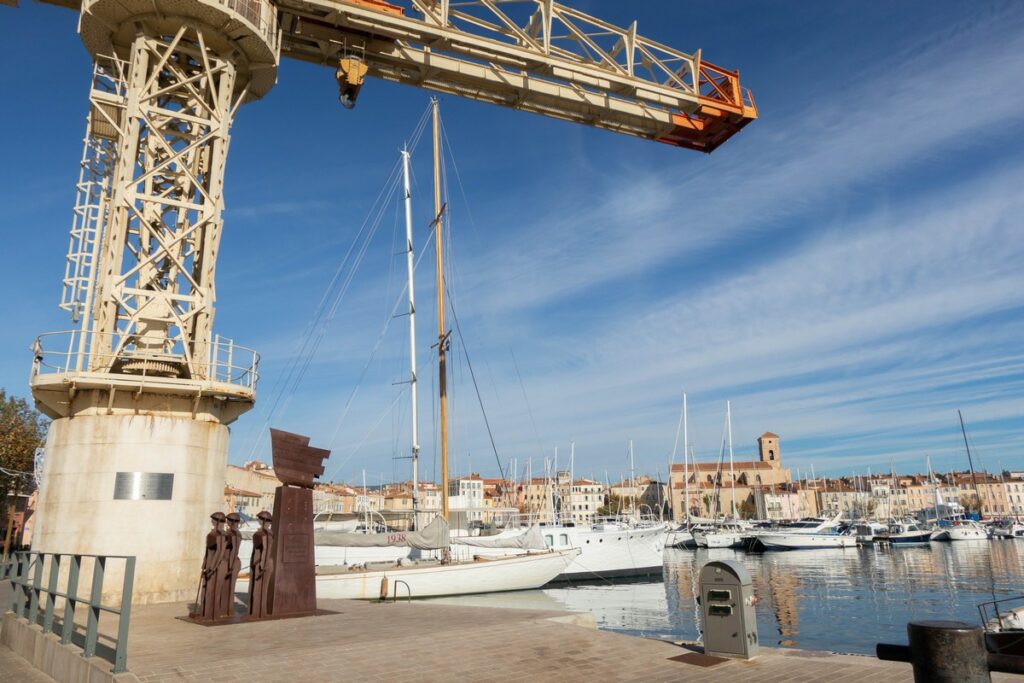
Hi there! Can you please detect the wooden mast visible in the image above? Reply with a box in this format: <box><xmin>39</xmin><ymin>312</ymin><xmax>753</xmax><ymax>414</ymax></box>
<box><xmin>433</xmin><ymin>98</ymin><xmax>450</xmax><ymax>520</ymax></box>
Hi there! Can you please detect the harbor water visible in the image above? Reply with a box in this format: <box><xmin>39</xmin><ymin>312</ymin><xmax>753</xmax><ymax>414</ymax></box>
<box><xmin>429</xmin><ymin>540</ymin><xmax>1024</xmax><ymax>654</ymax></box>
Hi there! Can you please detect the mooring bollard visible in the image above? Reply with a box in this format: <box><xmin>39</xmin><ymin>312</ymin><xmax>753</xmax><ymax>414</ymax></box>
<box><xmin>906</xmin><ymin>621</ymin><xmax>990</xmax><ymax>683</ymax></box>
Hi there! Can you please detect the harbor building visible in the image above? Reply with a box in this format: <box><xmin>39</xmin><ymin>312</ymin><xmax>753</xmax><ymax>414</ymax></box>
<box><xmin>669</xmin><ymin>432</ymin><xmax>792</xmax><ymax>522</ymax></box>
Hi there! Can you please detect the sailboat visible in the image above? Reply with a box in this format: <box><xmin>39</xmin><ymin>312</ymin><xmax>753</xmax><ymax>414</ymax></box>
<box><xmin>931</xmin><ymin>411</ymin><xmax>990</xmax><ymax>542</ymax></box>
<box><xmin>666</xmin><ymin>393</ymin><xmax>696</xmax><ymax>549</ymax></box>
<box><xmin>277</xmin><ymin>101</ymin><xmax>579</xmax><ymax>598</ymax></box>
<box><xmin>694</xmin><ymin>401</ymin><xmax>748</xmax><ymax>549</ymax></box>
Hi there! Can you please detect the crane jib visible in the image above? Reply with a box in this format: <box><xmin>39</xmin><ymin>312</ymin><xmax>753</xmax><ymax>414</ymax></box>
<box><xmin>23</xmin><ymin>0</ymin><xmax>757</xmax><ymax>152</ymax></box>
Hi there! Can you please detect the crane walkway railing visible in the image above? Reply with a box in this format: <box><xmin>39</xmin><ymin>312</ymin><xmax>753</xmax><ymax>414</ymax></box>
<box><xmin>4</xmin><ymin>551</ymin><xmax>135</xmax><ymax>674</ymax></box>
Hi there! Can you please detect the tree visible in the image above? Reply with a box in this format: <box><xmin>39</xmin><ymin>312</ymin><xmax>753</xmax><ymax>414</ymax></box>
<box><xmin>1</xmin><ymin>389</ymin><xmax>48</xmax><ymax>554</ymax></box>
<box><xmin>701</xmin><ymin>494</ymin><xmax>713</xmax><ymax>517</ymax></box>
<box><xmin>959</xmin><ymin>494</ymin><xmax>979</xmax><ymax>515</ymax></box>
<box><xmin>597</xmin><ymin>494</ymin><xmax>624</xmax><ymax>517</ymax></box>
<box><xmin>738</xmin><ymin>497</ymin><xmax>757</xmax><ymax>520</ymax></box>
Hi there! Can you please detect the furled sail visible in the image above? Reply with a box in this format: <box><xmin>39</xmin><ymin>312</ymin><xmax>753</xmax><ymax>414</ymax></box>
<box><xmin>452</xmin><ymin>526</ymin><xmax>548</xmax><ymax>550</ymax></box>
<box><xmin>314</xmin><ymin>516</ymin><xmax>450</xmax><ymax>549</ymax></box>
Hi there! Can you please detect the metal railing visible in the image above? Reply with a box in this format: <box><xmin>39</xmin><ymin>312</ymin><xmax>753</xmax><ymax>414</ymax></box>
<box><xmin>80</xmin><ymin>0</ymin><xmax>280</xmax><ymax>54</ymax></box>
<box><xmin>31</xmin><ymin>329</ymin><xmax>259</xmax><ymax>392</ymax></box>
<box><xmin>4</xmin><ymin>552</ymin><xmax>135</xmax><ymax>674</ymax></box>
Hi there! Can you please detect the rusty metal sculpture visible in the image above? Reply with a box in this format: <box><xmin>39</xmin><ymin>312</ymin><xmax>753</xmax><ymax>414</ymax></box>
<box><xmin>221</xmin><ymin>512</ymin><xmax>242</xmax><ymax>616</ymax></box>
<box><xmin>265</xmin><ymin>428</ymin><xmax>330</xmax><ymax>617</ymax></box>
<box><xmin>248</xmin><ymin>510</ymin><xmax>274</xmax><ymax>618</ymax></box>
<box><xmin>195</xmin><ymin>512</ymin><xmax>226</xmax><ymax>621</ymax></box>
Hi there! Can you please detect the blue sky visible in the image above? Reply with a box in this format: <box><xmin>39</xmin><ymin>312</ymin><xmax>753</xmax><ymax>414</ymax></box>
<box><xmin>2</xmin><ymin>1</ymin><xmax>1023</xmax><ymax>484</ymax></box>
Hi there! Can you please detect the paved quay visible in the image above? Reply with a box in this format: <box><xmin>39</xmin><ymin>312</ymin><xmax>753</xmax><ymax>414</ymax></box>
<box><xmin>3</xmin><ymin>595</ymin><xmax>1023</xmax><ymax>682</ymax></box>
<box><xmin>69</xmin><ymin>598</ymin><xmax>1024</xmax><ymax>682</ymax></box>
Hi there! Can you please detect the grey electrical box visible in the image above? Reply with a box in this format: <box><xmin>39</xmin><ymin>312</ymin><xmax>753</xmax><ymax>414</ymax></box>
<box><xmin>699</xmin><ymin>560</ymin><xmax>758</xmax><ymax>659</ymax></box>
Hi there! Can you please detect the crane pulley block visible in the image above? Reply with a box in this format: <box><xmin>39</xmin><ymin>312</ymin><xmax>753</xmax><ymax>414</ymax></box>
<box><xmin>336</xmin><ymin>56</ymin><xmax>370</xmax><ymax>109</ymax></box>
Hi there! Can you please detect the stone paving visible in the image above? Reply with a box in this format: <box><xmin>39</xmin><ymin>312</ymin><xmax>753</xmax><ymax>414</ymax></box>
<box><xmin>115</xmin><ymin>598</ymin><xmax>1023</xmax><ymax>683</ymax></box>
<box><xmin>3</xmin><ymin>594</ymin><xmax>1023</xmax><ymax>682</ymax></box>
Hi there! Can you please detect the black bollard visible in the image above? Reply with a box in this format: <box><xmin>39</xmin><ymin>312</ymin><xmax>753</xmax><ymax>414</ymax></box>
<box><xmin>907</xmin><ymin>620</ymin><xmax>990</xmax><ymax>683</ymax></box>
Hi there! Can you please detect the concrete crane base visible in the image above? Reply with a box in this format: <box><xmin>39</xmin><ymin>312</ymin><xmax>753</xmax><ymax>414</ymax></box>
<box><xmin>32</xmin><ymin>412</ymin><xmax>230</xmax><ymax>605</ymax></box>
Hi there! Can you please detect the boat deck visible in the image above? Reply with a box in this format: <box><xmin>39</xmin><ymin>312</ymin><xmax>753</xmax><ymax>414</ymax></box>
<box><xmin>4</xmin><ymin>594</ymin><xmax>1022</xmax><ymax>682</ymax></box>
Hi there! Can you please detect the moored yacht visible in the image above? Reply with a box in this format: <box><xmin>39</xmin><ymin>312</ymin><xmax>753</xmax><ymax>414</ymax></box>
<box><xmin>693</xmin><ymin>522</ymin><xmax>747</xmax><ymax>549</ymax></box>
<box><xmin>944</xmin><ymin>519</ymin><xmax>989</xmax><ymax>541</ymax></box>
<box><xmin>454</xmin><ymin>518</ymin><xmax>668</xmax><ymax>582</ymax></box>
<box><xmin>757</xmin><ymin>530</ymin><xmax>857</xmax><ymax>550</ymax></box>
<box><xmin>877</xmin><ymin>520</ymin><xmax>932</xmax><ymax>545</ymax></box>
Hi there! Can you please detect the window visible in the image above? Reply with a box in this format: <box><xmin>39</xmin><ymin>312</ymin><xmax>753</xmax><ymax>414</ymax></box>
<box><xmin>559</xmin><ymin>534</ymin><xmax>569</xmax><ymax>545</ymax></box>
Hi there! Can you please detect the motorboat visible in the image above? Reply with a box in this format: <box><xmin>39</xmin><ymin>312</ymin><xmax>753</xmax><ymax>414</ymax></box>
<box><xmin>852</xmin><ymin>521</ymin><xmax>888</xmax><ymax>544</ymax></box>
<box><xmin>932</xmin><ymin>518</ymin><xmax>989</xmax><ymax>541</ymax></box>
<box><xmin>746</xmin><ymin>516</ymin><xmax>845</xmax><ymax>550</ymax></box>
<box><xmin>990</xmin><ymin>521</ymin><xmax>1024</xmax><ymax>539</ymax></box>
<box><xmin>980</xmin><ymin>596</ymin><xmax>1024</xmax><ymax>657</ymax></box>
<box><xmin>665</xmin><ymin>525</ymin><xmax>696</xmax><ymax>549</ymax></box>
<box><xmin>947</xmin><ymin>520</ymin><xmax>990</xmax><ymax>541</ymax></box>
<box><xmin>453</xmin><ymin>519</ymin><xmax>668</xmax><ymax>582</ymax></box>
<box><xmin>877</xmin><ymin>520</ymin><xmax>932</xmax><ymax>545</ymax></box>
<box><xmin>693</xmin><ymin>523</ymin><xmax>747</xmax><ymax>549</ymax></box>
<box><xmin>757</xmin><ymin>526</ymin><xmax>857</xmax><ymax>550</ymax></box>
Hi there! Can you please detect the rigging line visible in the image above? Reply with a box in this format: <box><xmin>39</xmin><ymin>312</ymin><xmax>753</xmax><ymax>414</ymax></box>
<box><xmin>327</xmin><ymin>229</ymin><xmax>439</xmax><ymax>449</ymax></box>
<box><xmin>323</xmin><ymin>385</ymin><xmax>409</xmax><ymax>483</ymax></box>
<box><xmin>445</xmin><ymin>280</ymin><xmax>506</xmax><ymax>483</ymax></box>
<box><xmin>510</xmin><ymin>348</ymin><xmax>546</xmax><ymax>461</ymax></box>
<box><xmin>669</xmin><ymin>392</ymin><xmax>685</xmax><ymax>468</ymax></box>
<box><xmin>245</xmin><ymin>155</ymin><xmax>405</xmax><ymax>457</ymax></box>
<box><xmin>438</xmin><ymin>115</ymin><xmax>482</xmax><ymax>240</ymax></box>
<box><xmin>276</xmin><ymin>171</ymin><xmax>404</xmax><ymax>422</ymax></box>
<box><xmin>248</xmin><ymin>102</ymin><xmax>432</xmax><ymax>457</ymax></box>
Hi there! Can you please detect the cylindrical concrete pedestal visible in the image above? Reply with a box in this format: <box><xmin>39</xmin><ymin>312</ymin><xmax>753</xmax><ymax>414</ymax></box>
<box><xmin>32</xmin><ymin>412</ymin><xmax>229</xmax><ymax>604</ymax></box>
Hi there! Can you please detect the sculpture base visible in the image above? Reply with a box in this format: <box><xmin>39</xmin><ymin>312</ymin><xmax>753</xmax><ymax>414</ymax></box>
<box><xmin>180</xmin><ymin>608</ymin><xmax>336</xmax><ymax>627</ymax></box>
<box><xmin>267</xmin><ymin>485</ymin><xmax>317</xmax><ymax>615</ymax></box>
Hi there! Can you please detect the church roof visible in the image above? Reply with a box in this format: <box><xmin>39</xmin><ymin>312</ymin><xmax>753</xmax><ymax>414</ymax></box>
<box><xmin>759</xmin><ymin>432</ymin><xmax>779</xmax><ymax>439</ymax></box>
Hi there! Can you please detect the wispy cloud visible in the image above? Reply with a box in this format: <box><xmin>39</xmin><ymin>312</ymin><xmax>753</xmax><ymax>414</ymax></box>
<box><xmin>222</xmin><ymin>4</ymin><xmax>1024</xmax><ymax>480</ymax></box>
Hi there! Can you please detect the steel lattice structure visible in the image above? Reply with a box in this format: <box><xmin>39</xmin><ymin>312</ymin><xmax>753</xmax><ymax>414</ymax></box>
<box><xmin>19</xmin><ymin>0</ymin><xmax>755</xmax><ymax>418</ymax></box>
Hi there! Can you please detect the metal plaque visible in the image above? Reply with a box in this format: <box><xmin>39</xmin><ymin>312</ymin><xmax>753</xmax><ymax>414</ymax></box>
<box><xmin>113</xmin><ymin>472</ymin><xmax>174</xmax><ymax>500</ymax></box>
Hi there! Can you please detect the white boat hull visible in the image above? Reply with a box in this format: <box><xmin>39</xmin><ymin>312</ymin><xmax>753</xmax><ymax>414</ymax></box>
<box><xmin>947</xmin><ymin>526</ymin><xmax>988</xmax><ymax>541</ymax></box>
<box><xmin>666</xmin><ymin>529</ymin><xmax>695</xmax><ymax>549</ymax></box>
<box><xmin>453</xmin><ymin>524</ymin><xmax>666</xmax><ymax>581</ymax></box>
<box><xmin>758</xmin><ymin>533</ymin><xmax>856</xmax><ymax>550</ymax></box>
<box><xmin>692</xmin><ymin>528</ymin><xmax>745</xmax><ymax>549</ymax></box>
<box><xmin>310</xmin><ymin>549</ymin><xmax>581</xmax><ymax>599</ymax></box>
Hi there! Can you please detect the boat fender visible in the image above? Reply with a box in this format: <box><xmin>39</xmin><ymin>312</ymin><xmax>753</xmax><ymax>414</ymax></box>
<box><xmin>379</xmin><ymin>577</ymin><xmax>389</xmax><ymax>601</ymax></box>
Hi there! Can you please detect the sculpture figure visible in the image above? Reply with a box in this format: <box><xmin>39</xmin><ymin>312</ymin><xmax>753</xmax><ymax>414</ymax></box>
<box><xmin>198</xmin><ymin>511</ymin><xmax>226</xmax><ymax>621</ymax></box>
<box><xmin>248</xmin><ymin>510</ymin><xmax>274</xmax><ymax>618</ymax></box>
<box><xmin>221</xmin><ymin>512</ymin><xmax>242</xmax><ymax>616</ymax></box>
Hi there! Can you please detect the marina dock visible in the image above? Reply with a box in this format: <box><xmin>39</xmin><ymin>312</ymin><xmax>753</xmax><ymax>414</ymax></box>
<box><xmin>3</xmin><ymin>596</ymin><xmax>1021</xmax><ymax>682</ymax></box>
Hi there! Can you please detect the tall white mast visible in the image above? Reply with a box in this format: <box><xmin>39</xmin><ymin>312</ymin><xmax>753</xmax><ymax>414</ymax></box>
<box><xmin>683</xmin><ymin>393</ymin><xmax>689</xmax><ymax>524</ymax></box>
<box><xmin>569</xmin><ymin>441</ymin><xmax>575</xmax><ymax>524</ymax></box>
<box><xmin>726</xmin><ymin>400</ymin><xmax>736</xmax><ymax>519</ymax></box>
<box><xmin>629</xmin><ymin>439</ymin><xmax>637</xmax><ymax>519</ymax></box>
<box><xmin>401</xmin><ymin>146</ymin><xmax>421</xmax><ymax>526</ymax></box>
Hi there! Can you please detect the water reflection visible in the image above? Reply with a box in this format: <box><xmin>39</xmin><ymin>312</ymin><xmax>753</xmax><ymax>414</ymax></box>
<box><xmin>427</xmin><ymin>541</ymin><xmax>1024</xmax><ymax>654</ymax></box>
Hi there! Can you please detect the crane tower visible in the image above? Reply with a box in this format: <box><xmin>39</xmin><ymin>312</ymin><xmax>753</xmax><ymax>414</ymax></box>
<box><xmin>18</xmin><ymin>0</ymin><xmax>756</xmax><ymax>604</ymax></box>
